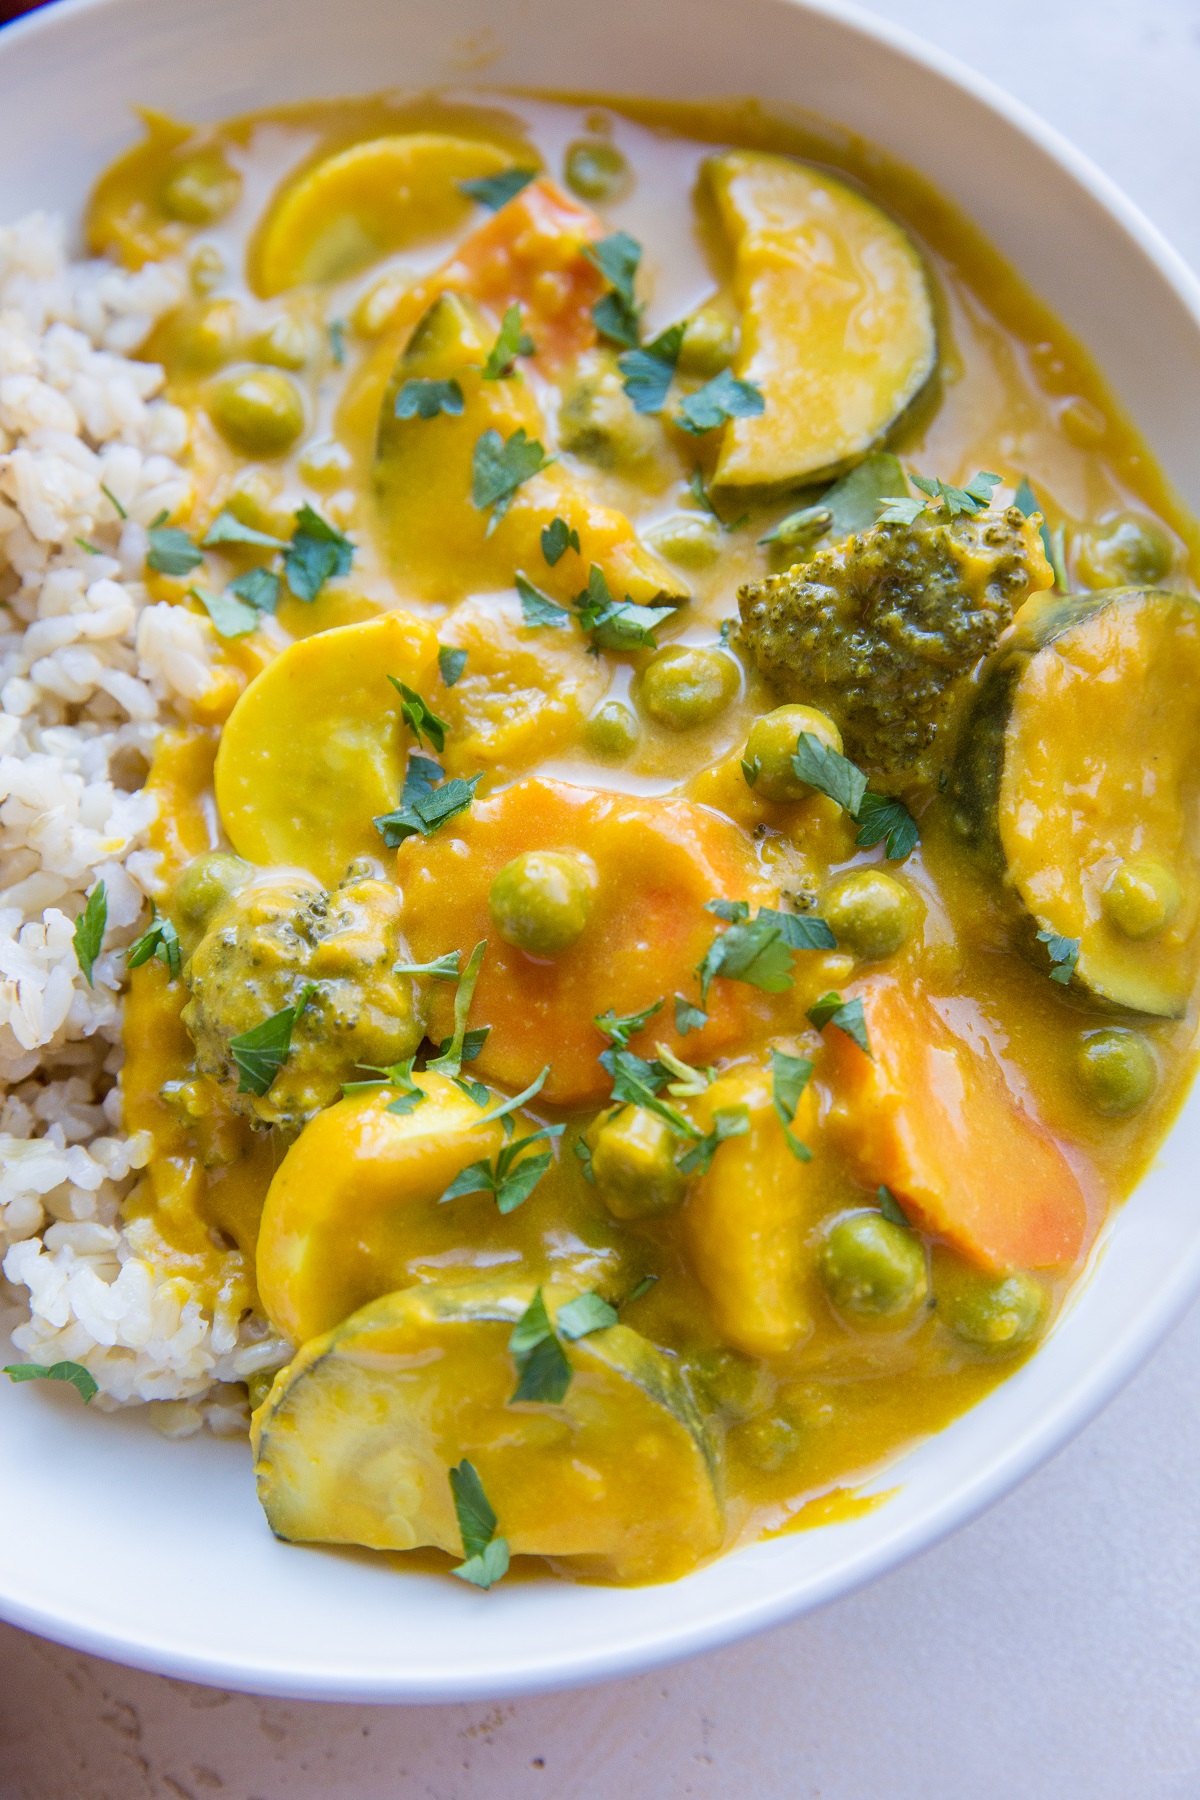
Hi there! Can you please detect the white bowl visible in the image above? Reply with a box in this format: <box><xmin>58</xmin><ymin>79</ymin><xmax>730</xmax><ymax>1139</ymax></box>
<box><xmin>3</xmin><ymin>0</ymin><xmax>1200</xmax><ymax>1706</ymax></box>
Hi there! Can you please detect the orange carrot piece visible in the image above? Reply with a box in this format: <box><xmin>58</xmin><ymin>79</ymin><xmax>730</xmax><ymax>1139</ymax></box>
<box><xmin>822</xmin><ymin>974</ymin><xmax>1090</xmax><ymax>1271</ymax></box>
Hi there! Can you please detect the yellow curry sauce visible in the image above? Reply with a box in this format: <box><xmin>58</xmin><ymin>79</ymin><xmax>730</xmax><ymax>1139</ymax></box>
<box><xmin>97</xmin><ymin>92</ymin><xmax>1200</xmax><ymax>1585</ymax></box>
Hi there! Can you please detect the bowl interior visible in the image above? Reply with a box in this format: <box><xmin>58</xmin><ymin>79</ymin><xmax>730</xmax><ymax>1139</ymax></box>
<box><xmin>2</xmin><ymin>0</ymin><xmax>1199</xmax><ymax>1703</ymax></box>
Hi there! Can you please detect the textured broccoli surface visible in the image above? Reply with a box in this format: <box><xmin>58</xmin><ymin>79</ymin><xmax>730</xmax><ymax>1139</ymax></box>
<box><xmin>736</xmin><ymin>505</ymin><xmax>1051</xmax><ymax>788</ymax></box>
<box><xmin>182</xmin><ymin>870</ymin><xmax>424</xmax><ymax>1131</ymax></box>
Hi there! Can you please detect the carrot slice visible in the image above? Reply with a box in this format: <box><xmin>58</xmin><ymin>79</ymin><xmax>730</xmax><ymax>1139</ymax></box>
<box><xmin>822</xmin><ymin>974</ymin><xmax>1089</xmax><ymax>1271</ymax></box>
<box><xmin>396</xmin><ymin>777</ymin><xmax>776</xmax><ymax>1105</ymax></box>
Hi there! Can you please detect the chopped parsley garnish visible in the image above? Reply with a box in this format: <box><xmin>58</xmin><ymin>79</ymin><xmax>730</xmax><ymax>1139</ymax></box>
<box><xmin>623</xmin><ymin>1272</ymin><xmax>659</xmax><ymax>1305</ymax></box>
<box><xmin>230</xmin><ymin>985</ymin><xmax>317</xmax><ymax>1097</ymax></box>
<box><xmin>394</xmin><ymin>951</ymin><xmax>462</xmax><ymax>980</ymax></box>
<box><xmin>1037</xmin><ymin>928</ymin><xmax>1080</xmax><ymax>986</ymax></box>
<box><xmin>515</xmin><ymin>572</ymin><xmax>571</xmax><ymax>629</ymax></box>
<box><xmin>1014</xmin><ymin>476</ymin><xmax>1066</xmax><ymax>587</ymax></box>
<box><xmin>791</xmin><ymin>732</ymin><xmax>868</xmax><ymax>815</ymax></box>
<box><xmin>341</xmin><ymin>1057</ymin><xmax>427</xmax><ymax>1116</ymax></box>
<box><xmin>601</xmin><ymin>1045</ymin><xmax>699</xmax><ymax>1140</ymax></box>
<box><xmin>389</xmin><ymin>677</ymin><xmax>448</xmax><ymax>754</ymax></box>
<box><xmin>284</xmin><ymin>505</ymin><xmax>354</xmax><ymax>603</ymax></box>
<box><xmin>584</xmin><ymin>230</ymin><xmax>643</xmax><ymax>348</ymax></box>
<box><xmin>617</xmin><ymin>322</ymin><xmax>685</xmax><ymax>415</ymax></box>
<box><xmin>654</xmin><ymin>1042</ymin><xmax>712</xmax><ymax>1097</ymax></box>
<box><xmin>574</xmin><ymin>563</ymin><xmax>674</xmax><ymax>652</ymax></box>
<box><xmin>482</xmin><ymin>304</ymin><xmax>535</xmax><ymax>380</ymax></box>
<box><xmin>770</xmin><ymin>1048</ymin><xmax>814</xmax><ymax>1162</ymax></box>
<box><xmin>756</xmin><ymin>905</ymin><xmax>837</xmax><ymax>952</ymax></box>
<box><xmin>877</xmin><ymin>1184</ymin><xmax>910</xmax><ymax>1227</ymax></box>
<box><xmin>229</xmin><ymin>566</ymin><xmax>281</xmax><ymax>614</ymax></box>
<box><xmin>393</xmin><ymin>377</ymin><xmax>464</xmax><ymax>420</ymax></box>
<box><xmin>696</xmin><ymin>912</ymin><xmax>793</xmax><ymax>1004</ymax></box>
<box><xmin>806</xmin><ymin>991</ymin><xmax>871</xmax><ymax>1057</ymax></box>
<box><xmin>674</xmin><ymin>993</ymin><xmax>708</xmax><ymax>1036</ymax></box>
<box><xmin>676</xmin><ymin>1105</ymin><xmax>749</xmax><ymax>1177</ymax></box>
<box><xmin>426</xmin><ymin>940</ymin><xmax>487</xmax><ymax>1078</ymax></box>
<box><xmin>459</xmin><ymin>167</ymin><xmax>538</xmax><ymax>211</ymax></box>
<box><xmin>373</xmin><ymin>753</ymin><xmax>481</xmax><ymax>847</ymax></box>
<box><xmin>594</xmin><ymin>997</ymin><xmax>663</xmax><ymax>1049</ymax></box>
<box><xmin>448</xmin><ymin>1459</ymin><xmax>509</xmax><ymax>1590</ymax></box>
<box><xmin>74</xmin><ymin>536</ymin><xmax>101</xmax><ymax>556</ymax></box>
<box><xmin>190</xmin><ymin>584</ymin><xmax>259</xmax><ymax>639</ymax></box>
<box><xmin>764</xmin><ymin>733</ymin><xmax>919</xmax><ymax>862</ymax></box>
<box><xmin>438</xmin><ymin>644</ymin><xmax>467</xmax><ymax>687</ymax></box>
<box><xmin>99</xmin><ymin>483</ymin><xmax>127</xmax><ymax>520</ymax></box>
<box><xmin>328</xmin><ymin>317</ymin><xmax>347</xmax><ymax>366</ymax></box>
<box><xmin>146</xmin><ymin>525</ymin><xmax>203</xmax><ymax>577</ymax></box>
<box><xmin>469</xmin><ymin>1065</ymin><xmax>550</xmax><ymax>1127</ymax></box>
<box><xmin>541</xmin><ymin>516</ymin><xmax>580</xmax><ymax>566</ymax></box>
<box><xmin>201</xmin><ymin>511</ymin><xmax>286</xmax><ymax>550</ymax></box>
<box><xmin>441</xmin><ymin>1121</ymin><xmax>563</xmax><ymax>1215</ymax></box>
<box><xmin>126</xmin><ymin>907</ymin><xmax>181</xmax><ymax>981</ymax></box>
<box><xmin>687</xmin><ymin>466</ymin><xmax>746</xmax><ymax>533</ymax></box>
<box><xmin>471</xmin><ymin>427</ymin><xmax>552</xmax><ymax>534</ymax></box>
<box><xmin>675</xmin><ymin>369</ymin><xmax>764</xmax><ymax>436</ymax></box>
<box><xmin>573</xmin><ymin>1135</ymin><xmax>595</xmax><ymax>1183</ymax></box>
<box><xmin>556</xmin><ymin>1291</ymin><xmax>619</xmax><ymax>1338</ymax></box>
<box><xmin>854</xmin><ymin>791</ymin><xmax>920</xmax><ymax>861</ymax></box>
<box><xmin>508</xmin><ymin>1287</ymin><xmax>572</xmax><ymax>1403</ymax></box>
<box><xmin>706</xmin><ymin>898</ymin><xmax>748</xmax><ymax>923</ymax></box>
<box><xmin>438</xmin><ymin>1024</ymin><xmax>490</xmax><ymax>1066</ymax></box>
<box><xmin>878</xmin><ymin>468</ymin><xmax>1002</xmax><ymax>526</ymax></box>
<box><xmin>72</xmin><ymin>882</ymin><xmax>106</xmax><ymax>987</ymax></box>
<box><xmin>4</xmin><ymin>1359</ymin><xmax>98</xmax><ymax>1403</ymax></box>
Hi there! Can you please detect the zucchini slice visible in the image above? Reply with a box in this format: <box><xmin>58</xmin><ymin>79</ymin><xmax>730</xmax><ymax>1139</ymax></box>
<box><xmin>705</xmin><ymin>151</ymin><xmax>937</xmax><ymax>494</ymax></box>
<box><xmin>950</xmin><ymin>587</ymin><xmax>1200</xmax><ymax>1015</ymax></box>
<box><xmin>251</xmin><ymin>1278</ymin><xmax>723</xmax><ymax>1583</ymax></box>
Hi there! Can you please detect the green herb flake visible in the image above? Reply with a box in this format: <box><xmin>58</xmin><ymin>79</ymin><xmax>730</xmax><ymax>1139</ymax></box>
<box><xmin>674</xmin><ymin>993</ymin><xmax>708</xmax><ymax>1036</ymax></box>
<box><xmin>677</xmin><ymin>1104</ymin><xmax>750</xmax><ymax>1177</ymax></box>
<box><xmin>4</xmin><ymin>1360</ymin><xmax>98</xmax><ymax>1403</ymax></box>
<box><xmin>541</xmin><ymin>517</ymin><xmax>580</xmax><ymax>566</ymax></box>
<box><xmin>696</xmin><ymin>915</ymin><xmax>793</xmax><ymax>1005</ymax></box>
<box><xmin>468</xmin><ymin>1065</ymin><xmax>549</xmax><ymax>1127</ymax></box>
<box><xmin>508</xmin><ymin>1287</ymin><xmax>572</xmax><ymax>1404</ymax></box>
<box><xmin>594</xmin><ymin>997</ymin><xmax>663</xmax><ymax>1049</ymax></box>
<box><xmin>146</xmin><ymin>525</ymin><xmax>203</xmax><ymax>577</ymax></box>
<box><xmin>459</xmin><ymin>167</ymin><xmax>538</xmax><ymax>211</ymax></box>
<box><xmin>471</xmin><ymin>427</ymin><xmax>552</xmax><ymax>534</ymax></box>
<box><xmin>441</xmin><ymin>1122</ymin><xmax>563</xmax><ymax>1215</ymax></box>
<box><xmin>602</xmin><ymin>1046</ymin><xmax>699</xmax><ymax>1140</ymax></box>
<box><xmin>584</xmin><ymin>230</ymin><xmax>643</xmax><ymax>348</ymax></box>
<box><xmin>483</xmin><ymin>304</ymin><xmax>535</xmax><ymax>380</ymax></box>
<box><xmin>575</xmin><ymin>563</ymin><xmax>673</xmax><ymax>652</ymax></box>
<box><xmin>229</xmin><ymin>983</ymin><xmax>316</xmax><ymax>1097</ymax></box>
<box><xmin>438</xmin><ymin>644</ymin><xmax>468</xmax><ymax>687</ymax></box>
<box><xmin>557</xmin><ymin>1291</ymin><xmax>619</xmax><ymax>1339</ymax></box>
<box><xmin>877</xmin><ymin>1184</ymin><xmax>910</xmax><ymax>1227</ymax></box>
<box><xmin>284</xmin><ymin>505</ymin><xmax>354</xmax><ymax>603</ymax></box>
<box><xmin>373</xmin><ymin>753</ymin><xmax>481</xmax><ymax>847</ymax></box>
<box><xmin>190</xmin><ymin>583</ymin><xmax>260</xmax><ymax>639</ymax></box>
<box><xmin>426</xmin><ymin>940</ymin><xmax>487</xmax><ymax>1077</ymax></box>
<box><xmin>686</xmin><ymin>466</ymin><xmax>746</xmax><ymax>533</ymax></box>
<box><xmin>515</xmin><ymin>571</ymin><xmax>571</xmax><ymax>629</ymax></box>
<box><xmin>623</xmin><ymin>1273</ymin><xmax>659</xmax><ymax>1306</ymax></box>
<box><xmin>201</xmin><ymin>511</ymin><xmax>286</xmax><ymax>550</ymax></box>
<box><xmin>126</xmin><ymin>909</ymin><xmax>181</xmax><ymax>981</ymax></box>
<box><xmin>229</xmin><ymin>567</ymin><xmax>281</xmax><ymax>614</ymax></box>
<box><xmin>100</xmin><ymin>483</ymin><xmax>127</xmax><ymax>520</ymax></box>
<box><xmin>757</xmin><ymin>906</ymin><xmax>837</xmax><ymax>952</ymax></box>
<box><xmin>854</xmin><ymin>791</ymin><xmax>920</xmax><ymax>860</ymax></box>
<box><xmin>328</xmin><ymin>317</ymin><xmax>347</xmax><ymax>366</ymax></box>
<box><xmin>770</xmin><ymin>1047</ymin><xmax>814</xmax><ymax>1162</ymax></box>
<box><xmin>806</xmin><ymin>991</ymin><xmax>871</xmax><ymax>1057</ymax></box>
<box><xmin>617</xmin><ymin>322</ymin><xmax>685</xmax><ymax>415</ymax></box>
<box><xmin>573</xmin><ymin>1135</ymin><xmax>595</xmax><ymax>1184</ymax></box>
<box><xmin>1037</xmin><ymin>928</ymin><xmax>1080</xmax><ymax>985</ymax></box>
<box><xmin>675</xmin><ymin>369</ymin><xmax>765</xmax><ymax>436</ymax></box>
<box><xmin>394</xmin><ymin>951</ymin><xmax>461</xmax><ymax>980</ymax></box>
<box><xmin>792</xmin><ymin>732</ymin><xmax>868</xmax><ymax>816</ymax></box>
<box><xmin>448</xmin><ymin>1458</ymin><xmax>509</xmax><ymax>1589</ymax></box>
<box><xmin>74</xmin><ymin>536</ymin><xmax>102</xmax><ymax>556</ymax></box>
<box><xmin>394</xmin><ymin>376</ymin><xmax>465</xmax><ymax>420</ymax></box>
<box><xmin>388</xmin><ymin>676</ymin><xmax>448</xmax><ymax>754</ymax></box>
<box><xmin>72</xmin><ymin>882</ymin><xmax>107</xmax><ymax>987</ymax></box>
<box><xmin>654</xmin><ymin>1042</ymin><xmax>711</xmax><ymax>1097</ymax></box>
<box><xmin>705</xmin><ymin>898</ymin><xmax>750</xmax><ymax>923</ymax></box>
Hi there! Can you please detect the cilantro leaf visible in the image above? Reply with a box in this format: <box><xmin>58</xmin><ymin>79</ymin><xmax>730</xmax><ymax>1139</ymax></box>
<box><xmin>426</xmin><ymin>940</ymin><xmax>487</xmax><ymax>1077</ymax></box>
<box><xmin>373</xmin><ymin>755</ymin><xmax>480</xmax><ymax>846</ymax></box>
<box><xmin>328</xmin><ymin>317</ymin><xmax>347</xmax><ymax>365</ymax></box>
<box><xmin>459</xmin><ymin>167</ymin><xmax>538</xmax><ymax>211</ymax></box>
<box><xmin>757</xmin><ymin>906</ymin><xmax>837</xmax><ymax>952</ymax></box>
<box><xmin>674</xmin><ymin>993</ymin><xmax>708</xmax><ymax>1035</ymax></box>
<box><xmin>229</xmin><ymin>567</ymin><xmax>281</xmax><ymax>613</ymax></box>
<box><xmin>705</xmin><ymin>898</ymin><xmax>750</xmax><ymax>923</ymax></box>
<box><xmin>395</xmin><ymin>951</ymin><xmax>461</xmax><ymax>980</ymax></box>
<box><xmin>468</xmin><ymin>1065</ymin><xmax>550</xmax><ymax>1126</ymax></box>
<box><xmin>471</xmin><ymin>428</ymin><xmax>552</xmax><ymax>533</ymax></box>
<box><xmin>807</xmin><ymin>991</ymin><xmax>871</xmax><ymax>1057</ymax></box>
<box><xmin>696</xmin><ymin>915</ymin><xmax>793</xmax><ymax>1004</ymax></box>
<box><xmin>201</xmin><ymin>511</ymin><xmax>286</xmax><ymax>550</ymax></box>
<box><xmin>1013</xmin><ymin>475</ymin><xmax>1061</xmax><ymax>578</ymax></box>
<box><xmin>455</xmin><ymin>1537</ymin><xmax>511</xmax><ymax>1590</ymax></box>
<box><xmin>573</xmin><ymin>1135</ymin><xmax>595</xmax><ymax>1183</ymax></box>
<box><xmin>574</xmin><ymin>563</ymin><xmax>673</xmax><ymax>651</ymax></box>
<box><xmin>509</xmin><ymin>1288</ymin><xmax>572</xmax><ymax>1403</ymax></box>
<box><xmin>556</xmin><ymin>1292</ymin><xmax>618</xmax><ymax>1339</ymax></box>
<box><xmin>594</xmin><ymin>998</ymin><xmax>663</xmax><ymax>1049</ymax></box>
<box><xmin>617</xmin><ymin>323</ymin><xmax>685</xmax><ymax>415</ymax></box>
<box><xmin>126</xmin><ymin>909</ymin><xmax>181</xmax><ymax>981</ymax></box>
<box><xmin>899</xmin><ymin>469</ymin><xmax>1004</xmax><ymax>522</ymax></box>
<box><xmin>441</xmin><ymin>1123</ymin><xmax>562</xmax><ymax>1214</ymax></box>
<box><xmin>877</xmin><ymin>1184</ymin><xmax>910</xmax><ymax>1227</ymax></box>
<box><xmin>876</xmin><ymin>494</ymin><xmax>927</xmax><ymax>526</ymax></box>
<box><xmin>675</xmin><ymin>369</ymin><xmax>765</xmax><ymax>435</ymax></box>
<box><xmin>854</xmin><ymin>791</ymin><xmax>920</xmax><ymax>860</ymax></box>
<box><xmin>449</xmin><ymin>1458</ymin><xmax>509</xmax><ymax>1589</ymax></box>
<box><xmin>1037</xmin><ymin>928</ymin><xmax>1080</xmax><ymax>985</ymax></box>
<box><xmin>584</xmin><ymin>231</ymin><xmax>643</xmax><ymax>348</ymax></box>
<box><xmin>603</xmin><ymin>1046</ymin><xmax>699</xmax><ymax>1139</ymax></box>
<box><xmin>654</xmin><ymin>1042</ymin><xmax>711</xmax><ymax>1097</ymax></box>
<box><xmin>792</xmin><ymin>733</ymin><xmax>868</xmax><ymax>815</ymax></box>
<box><xmin>229</xmin><ymin>984</ymin><xmax>316</xmax><ymax>1096</ymax></box>
<box><xmin>676</xmin><ymin>1105</ymin><xmax>749</xmax><ymax>1177</ymax></box>
<box><xmin>770</xmin><ymin>1047</ymin><xmax>813</xmax><ymax>1161</ymax></box>
<box><xmin>72</xmin><ymin>882</ymin><xmax>107</xmax><ymax>987</ymax></box>
<box><xmin>284</xmin><ymin>506</ymin><xmax>354</xmax><ymax>603</ymax></box>
<box><xmin>482</xmin><ymin>304</ymin><xmax>535</xmax><ymax>380</ymax></box>
<box><xmin>687</xmin><ymin>467</ymin><xmax>747</xmax><ymax>533</ymax></box>
<box><xmin>394</xmin><ymin>377</ymin><xmax>464</xmax><ymax>420</ymax></box>
<box><xmin>4</xmin><ymin>1360</ymin><xmax>98</xmax><ymax>1403</ymax></box>
<box><xmin>542</xmin><ymin>517</ymin><xmax>580</xmax><ymax>566</ymax></box>
<box><xmin>438</xmin><ymin>644</ymin><xmax>467</xmax><ymax>687</ymax></box>
<box><xmin>190</xmin><ymin>583</ymin><xmax>259</xmax><ymax>639</ymax></box>
<box><xmin>100</xmin><ymin>483</ymin><xmax>127</xmax><ymax>520</ymax></box>
<box><xmin>146</xmin><ymin>525</ymin><xmax>203</xmax><ymax>577</ymax></box>
<box><xmin>389</xmin><ymin>677</ymin><xmax>448</xmax><ymax>753</ymax></box>
<box><xmin>1013</xmin><ymin>477</ymin><xmax>1039</xmax><ymax>518</ymax></box>
<box><xmin>515</xmin><ymin>571</ymin><xmax>571</xmax><ymax>629</ymax></box>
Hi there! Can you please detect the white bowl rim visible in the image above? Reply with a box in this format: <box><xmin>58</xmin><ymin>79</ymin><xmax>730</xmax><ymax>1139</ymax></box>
<box><xmin>2</xmin><ymin>0</ymin><xmax>1200</xmax><ymax>1704</ymax></box>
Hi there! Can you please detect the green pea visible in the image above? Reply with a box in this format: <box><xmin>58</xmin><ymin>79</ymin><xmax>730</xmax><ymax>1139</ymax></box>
<box><xmin>639</xmin><ymin>645</ymin><xmax>739</xmax><ymax>731</ymax></box>
<box><xmin>823</xmin><ymin>869</ymin><xmax>918</xmax><ymax>960</ymax></box>
<box><xmin>160</xmin><ymin>152</ymin><xmax>241</xmax><ymax>226</ymax></box>
<box><xmin>819</xmin><ymin>1211</ymin><xmax>928</xmax><ymax>1321</ymax></box>
<box><xmin>938</xmin><ymin>1266</ymin><xmax>1046</xmax><ymax>1354</ymax></box>
<box><xmin>208</xmin><ymin>367</ymin><xmax>306</xmax><ymax>457</ymax></box>
<box><xmin>736</xmin><ymin>1412</ymin><xmax>801</xmax><ymax>1472</ymax></box>
<box><xmin>584</xmin><ymin>700</ymin><xmax>638</xmax><ymax>759</ymax></box>
<box><xmin>1077</xmin><ymin>1027</ymin><xmax>1157</xmax><ymax>1116</ymax></box>
<box><xmin>249</xmin><ymin>314</ymin><xmax>315</xmax><ymax>372</ymax></box>
<box><xmin>1101</xmin><ymin>857</ymin><xmax>1182</xmax><ymax>940</ymax></box>
<box><xmin>589</xmin><ymin>1105</ymin><xmax>687</xmax><ymax>1220</ymax></box>
<box><xmin>1076</xmin><ymin>513</ymin><xmax>1174</xmax><ymax>588</ymax></box>
<box><xmin>676</xmin><ymin>306</ymin><xmax>738</xmax><ymax>379</ymax></box>
<box><xmin>488</xmin><ymin>850</ymin><xmax>596</xmax><ymax>955</ymax></box>
<box><xmin>743</xmin><ymin>703</ymin><xmax>843</xmax><ymax>802</ymax></box>
<box><xmin>564</xmin><ymin>140</ymin><xmax>630</xmax><ymax>202</ymax></box>
<box><xmin>172</xmin><ymin>299</ymin><xmax>241</xmax><ymax>374</ymax></box>
<box><xmin>689</xmin><ymin>1347</ymin><xmax>773</xmax><ymax>1423</ymax></box>
<box><xmin>643</xmin><ymin>513</ymin><xmax>722</xmax><ymax>569</ymax></box>
<box><xmin>170</xmin><ymin>852</ymin><xmax>251</xmax><ymax>951</ymax></box>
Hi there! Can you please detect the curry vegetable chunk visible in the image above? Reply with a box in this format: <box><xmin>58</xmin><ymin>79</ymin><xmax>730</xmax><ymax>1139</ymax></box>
<box><xmin>251</xmin><ymin>1279</ymin><xmax>722</xmax><ymax>1583</ymax></box>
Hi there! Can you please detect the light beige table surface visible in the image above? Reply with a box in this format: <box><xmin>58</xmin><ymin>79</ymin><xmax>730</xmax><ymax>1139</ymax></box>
<box><xmin>4</xmin><ymin>2</ymin><xmax>1200</xmax><ymax>1795</ymax></box>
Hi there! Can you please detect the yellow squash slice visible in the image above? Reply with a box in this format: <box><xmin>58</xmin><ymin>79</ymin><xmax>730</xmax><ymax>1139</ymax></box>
<box><xmin>214</xmin><ymin>611</ymin><xmax>437</xmax><ymax>886</ymax></box>
<box><xmin>705</xmin><ymin>150</ymin><xmax>937</xmax><ymax>493</ymax></box>
<box><xmin>251</xmin><ymin>134</ymin><xmax>517</xmax><ymax>294</ymax></box>
<box><xmin>251</xmin><ymin>1277</ymin><xmax>723</xmax><ymax>1583</ymax></box>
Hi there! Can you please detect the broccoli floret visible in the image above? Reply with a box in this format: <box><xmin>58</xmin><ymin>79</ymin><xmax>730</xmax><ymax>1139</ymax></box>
<box><xmin>736</xmin><ymin>505</ymin><xmax>1052</xmax><ymax>788</ymax></box>
<box><xmin>182</xmin><ymin>869</ymin><xmax>424</xmax><ymax>1131</ymax></box>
